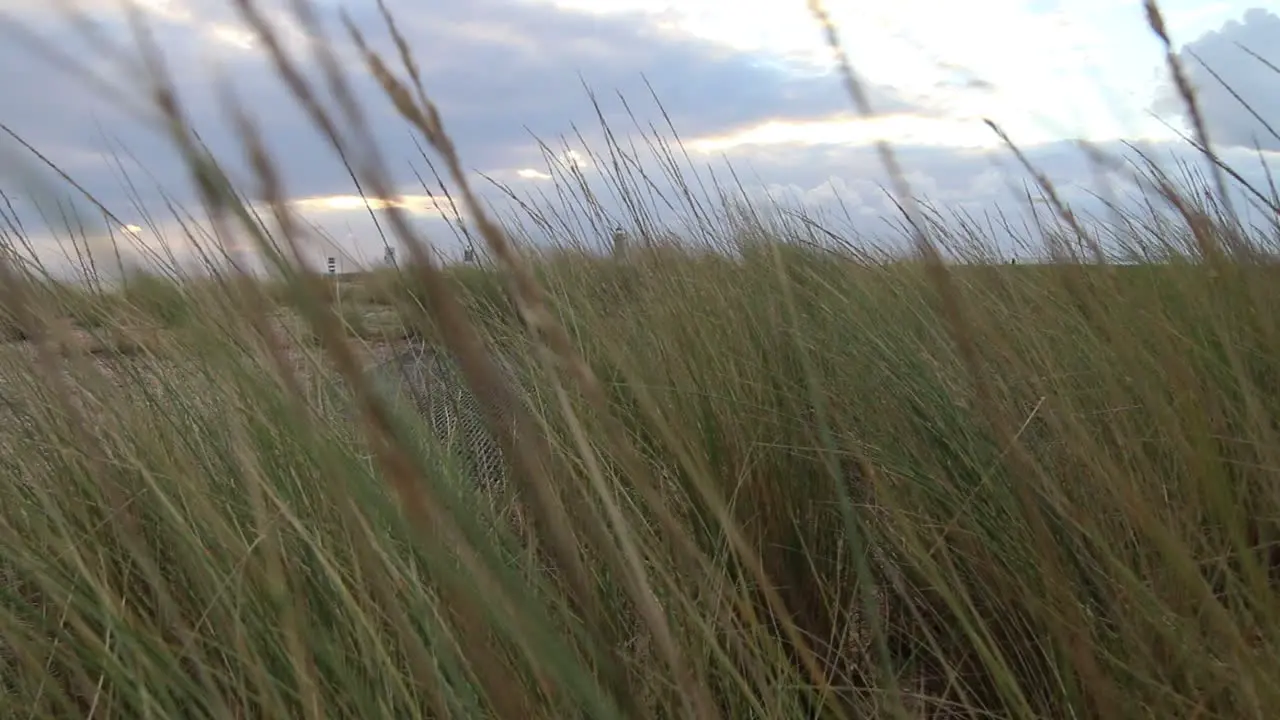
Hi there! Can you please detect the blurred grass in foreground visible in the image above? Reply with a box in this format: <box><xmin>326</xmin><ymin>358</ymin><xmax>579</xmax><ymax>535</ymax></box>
<box><xmin>0</xmin><ymin>0</ymin><xmax>1278</xmax><ymax>717</ymax></box>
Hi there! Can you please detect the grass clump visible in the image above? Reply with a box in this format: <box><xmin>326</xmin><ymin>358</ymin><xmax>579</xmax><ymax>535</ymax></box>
<box><xmin>0</xmin><ymin>0</ymin><xmax>1278</xmax><ymax>718</ymax></box>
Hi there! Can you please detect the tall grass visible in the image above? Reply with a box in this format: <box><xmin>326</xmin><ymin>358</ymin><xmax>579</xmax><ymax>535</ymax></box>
<box><xmin>0</xmin><ymin>0</ymin><xmax>1278</xmax><ymax>717</ymax></box>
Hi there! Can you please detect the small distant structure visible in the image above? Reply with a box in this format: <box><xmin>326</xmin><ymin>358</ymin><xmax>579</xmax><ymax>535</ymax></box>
<box><xmin>384</xmin><ymin>245</ymin><xmax>397</xmax><ymax>268</ymax></box>
<box><xmin>463</xmin><ymin>244</ymin><xmax>477</xmax><ymax>264</ymax></box>
<box><xmin>611</xmin><ymin>226</ymin><xmax>628</xmax><ymax>259</ymax></box>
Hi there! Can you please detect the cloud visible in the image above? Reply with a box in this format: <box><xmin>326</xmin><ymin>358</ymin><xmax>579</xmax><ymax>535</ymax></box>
<box><xmin>0</xmin><ymin>0</ymin><xmax>930</xmax><ymax>273</ymax></box>
<box><xmin>676</xmin><ymin>133</ymin><xmax>1280</xmax><ymax>259</ymax></box>
<box><xmin>290</xmin><ymin>194</ymin><xmax>453</xmax><ymax>217</ymax></box>
<box><xmin>1159</xmin><ymin>8</ymin><xmax>1280</xmax><ymax>150</ymax></box>
<box><xmin>686</xmin><ymin>113</ymin><xmax>1002</xmax><ymax>154</ymax></box>
<box><xmin>0</xmin><ymin>0</ymin><xmax>912</xmax><ymax>198</ymax></box>
<box><xmin>0</xmin><ymin>0</ymin><xmax>1276</xmax><ymax>273</ymax></box>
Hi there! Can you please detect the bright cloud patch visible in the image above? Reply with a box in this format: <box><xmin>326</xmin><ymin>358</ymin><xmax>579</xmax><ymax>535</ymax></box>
<box><xmin>687</xmin><ymin>114</ymin><xmax>1006</xmax><ymax>153</ymax></box>
<box><xmin>560</xmin><ymin>150</ymin><xmax>592</xmax><ymax>169</ymax></box>
<box><xmin>527</xmin><ymin>0</ymin><xmax>1258</xmax><ymax>146</ymax></box>
<box><xmin>291</xmin><ymin>195</ymin><xmax>452</xmax><ymax>216</ymax></box>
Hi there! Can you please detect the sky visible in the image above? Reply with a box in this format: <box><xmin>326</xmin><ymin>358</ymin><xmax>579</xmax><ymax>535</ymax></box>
<box><xmin>0</xmin><ymin>0</ymin><xmax>1277</xmax><ymax>275</ymax></box>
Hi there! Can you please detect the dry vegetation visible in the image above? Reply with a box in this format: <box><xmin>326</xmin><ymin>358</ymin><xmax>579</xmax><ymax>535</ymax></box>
<box><xmin>0</xmin><ymin>0</ymin><xmax>1278</xmax><ymax>717</ymax></box>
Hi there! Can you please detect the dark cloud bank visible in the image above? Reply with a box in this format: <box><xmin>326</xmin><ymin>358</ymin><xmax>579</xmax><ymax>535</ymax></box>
<box><xmin>0</xmin><ymin>0</ymin><xmax>906</xmax><ymax>204</ymax></box>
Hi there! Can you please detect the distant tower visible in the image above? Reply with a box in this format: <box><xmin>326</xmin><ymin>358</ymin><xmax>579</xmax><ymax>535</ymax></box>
<box><xmin>384</xmin><ymin>245</ymin><xmax>397</xmax><ymax>267</ymax></box>
<box><xmin>463</xmin><ymin>244</ymin><xmax>477</xmax><ymax>264</ymax></box>
<box><xmin>611</xmin><ymin>227</ymin><xmax>628</xmax><ymax>259</ymax></box>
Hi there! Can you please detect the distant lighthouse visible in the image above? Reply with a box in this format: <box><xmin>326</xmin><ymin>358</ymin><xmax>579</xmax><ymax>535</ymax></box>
<box><xmin>611</xmin><ymin>227</ymin><xmax>628</xmax><ymax>259</ymax></box>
